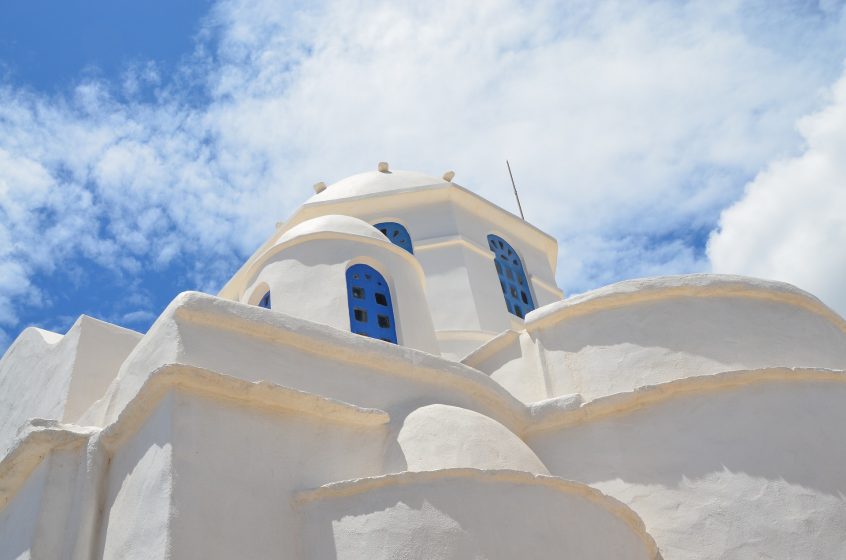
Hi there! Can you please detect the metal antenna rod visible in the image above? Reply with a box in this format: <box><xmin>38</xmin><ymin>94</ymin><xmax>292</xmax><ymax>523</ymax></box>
<box><xmin>506</xmin><ymin>160</ymin><xmax>525</xmax><ymax>220</ymax></box>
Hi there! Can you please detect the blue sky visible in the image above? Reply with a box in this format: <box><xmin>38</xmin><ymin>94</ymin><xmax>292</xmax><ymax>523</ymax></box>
<box><xmin>1</xmin><ymin>0</ymin><xmax>846</xmax><ymax>353</ymax></box>
<box><xmin>0</xmin><ymin>0</ymin><xmax>211</xmax><ymax>92</ymax></box>
<box><xmin>0</xmin><ymin>0</ymin><xmax>222</xmax><ymax>345</ymax></box>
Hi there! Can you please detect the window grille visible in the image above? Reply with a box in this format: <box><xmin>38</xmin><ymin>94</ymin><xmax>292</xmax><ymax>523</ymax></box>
<box><xmin>487</xmin><ymin>234</ymin><xmax>535</xmax><ymax>318</ymax></box>
<box><xmin>374</xmin><ymin>222</ymin><xmax>413</xmax><ymax>254</ymax></box>
<box><xmin>346</xmin><ymin>264</ymin><xmax>398</xmax><ymax>343</ymax></box>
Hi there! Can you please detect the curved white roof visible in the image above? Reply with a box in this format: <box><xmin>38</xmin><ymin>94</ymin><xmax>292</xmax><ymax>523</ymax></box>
<box><xmin>397</xmin><ymin>404</ymin><xmax>549</xmax><ymax>474</ymax></box>
<box><xmin>306</xmin><ymin>170</ymin><xmax>447</xmax><ymax>204</ymax></box>
<box><xmin>275</xmin><ymin>214</ymin><xmax>387</xmax><ymax>246</ymax></box>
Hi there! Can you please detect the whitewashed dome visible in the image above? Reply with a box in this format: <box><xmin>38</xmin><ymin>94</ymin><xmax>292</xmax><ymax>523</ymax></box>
<box><xmin>395</xmin><ymin>404</ymin><xmax>549</xmax><ymax>474</ymax></box>
<box><xmin>306</xmin><ymin>169</ymin><xmax>447</xmax><ymax>204</ymax></box>
<box><xmin>274</xmin><ymin>214</ymin><xmax>389</xmax><ymax>247</ymax></box>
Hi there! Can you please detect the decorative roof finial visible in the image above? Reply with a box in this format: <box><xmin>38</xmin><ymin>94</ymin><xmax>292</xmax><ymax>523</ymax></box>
<box><xmin>313</xmin><ymin>181</ymin><xmax>327</xmax><ymax>194</ymax></box>
<box><xmin>443</xmin><ymin>170</ymin><xmax>455</xmax><ymax>182</ymax></box>
<box><xmin>378</xmin><ymin>162</ymin><xmax>390</xmax><ymax>173</ymax></box>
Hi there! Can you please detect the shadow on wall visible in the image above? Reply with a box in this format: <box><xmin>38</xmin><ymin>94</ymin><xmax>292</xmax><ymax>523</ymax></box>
<box><xmin>541</xmin><ymin>296</ymin><xmax>846</xmax><ymax>368</ymax></box>
<box><xmin>96</xmin><ymin>393</ymin><xmax>176</xmax><ymax>560</ymax></box>
<box><xmin>530</xmin><ymin>379</ymin><xmax>846</xmax><ymax>497</ymax></box>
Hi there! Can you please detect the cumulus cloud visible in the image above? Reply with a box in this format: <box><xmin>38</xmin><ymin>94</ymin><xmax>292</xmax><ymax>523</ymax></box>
<box><xmin>1</xmin><ymin>0</ymin><xmax>846</xmax><ymax>348</ymax></box>
<box><xmin>708</xmin><ymin>69</ymin><xmax>846</xmax><ymax>317</ymax></box>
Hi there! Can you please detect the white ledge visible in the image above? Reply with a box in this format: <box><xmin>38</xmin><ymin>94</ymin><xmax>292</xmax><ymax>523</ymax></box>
<box><xmin>99</xmin><ymin>363</ymin><xmax>390</xmax><ymax>449</ymax></box>
<box><xmin>460</xmin><ymin>329</ymin><xmax>521</xmax><ymax>367</ymax></box>
<box><xmin>525</xmin><ymin>367</ymin><xmax>846</xmax><ymax>434</ymax></box>
<box><xmin>0</xmin><ymin>420</ymin><xmax>98</xmax><ymax>508</ymax></box>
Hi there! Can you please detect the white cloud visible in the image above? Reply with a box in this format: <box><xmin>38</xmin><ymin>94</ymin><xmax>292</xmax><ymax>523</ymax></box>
<box><xmin>708</xmin><ymin>68</ymin><xmax>846</xmax><ymax>317</ymax></box>
<box><xmin>120</xmin><ymin>310</ymin><xmax>158</xmax><ymax>325</ymax></box>
<box><xmin>1</xmin><ymin>0</ymin><xmax>846</xmax><ymax>347</ymax></box>
<box><xmin>198</xmin><ymin>0</ymin><xmax>846</xmax><ymax>294</ymax></box>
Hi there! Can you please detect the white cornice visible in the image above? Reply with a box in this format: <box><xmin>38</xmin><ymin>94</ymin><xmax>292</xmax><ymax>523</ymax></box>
<box><xmin>460</xmin><ymin>329</ymin><xmax>522</xmax><ymax>367</ymax></box>
<box><xmin>99</xmin><ymin>364</ymin><xmax>390</xmax><ymax>450</ymax></box>
<box><xmin>0</xmin><ymin>420</ymin><xmax>97</xmax><ymax>509</ymax></box>
<box><xmin>413</xmin><ymin>233</ymin><xmax>495</xmax><ymax>260</ymax></box>
<box><xmin>525</xmin><ymin>367</ymin><xmax>846</xmax><ymax>435</ymax></box>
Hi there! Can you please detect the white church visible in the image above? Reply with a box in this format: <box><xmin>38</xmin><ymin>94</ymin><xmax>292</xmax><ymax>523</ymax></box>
<box><xmin>1</xmin><ymin>164</ymin><xmax>845</xmax><ymax>559</ymax></box>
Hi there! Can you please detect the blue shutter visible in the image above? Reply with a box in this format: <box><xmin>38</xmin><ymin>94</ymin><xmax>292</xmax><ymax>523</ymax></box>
<box><xmin>487</xmin><ymin>234</ymin><xmax>535</xmax><ymax>318</ymax></box>
<box><xmin>346</xmin><ymin>264</ymin><xmax>398</xmax><ymax>344</ymax></box>
<box><xmin>373</xmin><ymin>222</ymin><xmax>413</xmax><ymax>254</ymax></box>
<box><xmin>257</xmin><ymin>291</ymin><xmax>271</xmax><ymax>309</ymax></box>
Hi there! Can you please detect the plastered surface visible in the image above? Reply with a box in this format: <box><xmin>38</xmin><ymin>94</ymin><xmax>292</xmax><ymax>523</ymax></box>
<box><xmin>468</xmin><ymin>274</ymin><xmax>846</xmax><ymax>402</ymax></box>
<box><xmin>394</xmin><ymin>404</ymin><xmax>548</xmax><ymax>474</ymax></box>
<box><xmin>0</xmin><ymin>316</ymin><xmax>140</xmax><ymax>456</ymax></box>
<box><xmin>528</xmin><ymin>377</ymin><xmax>846</xmax><ymax>559</ymax></box>
<box><xmin>297</xmin><ymin>469</ymin><xmax>659</xmax><ymax>560</ymax></box>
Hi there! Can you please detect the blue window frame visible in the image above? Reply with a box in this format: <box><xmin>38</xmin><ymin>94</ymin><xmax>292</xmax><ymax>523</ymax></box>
<box><xmin>487</xmin><ymin>234</ymin><xmax>535</xmax><ymax>319</ymax></box>
<box><xmin>374</xmin><ymin>222</ymin><xmax>413</xmax><ymax>254</ymax></box>
<box><xmin>257</xmin><ymin>291</ymin><xmax>271</xmax><ymax>309</ymax></box>
<box><xmin>346</xmin><ymin>264</ymin><xmax>398</xmax><ymax>344</ymax></box>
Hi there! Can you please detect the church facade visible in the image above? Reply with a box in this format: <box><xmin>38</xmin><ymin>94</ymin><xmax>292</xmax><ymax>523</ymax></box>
<box><xmin>1</xmin><ymin>165</ymin><xmax>845</xmax><ymax>559</ymax></box>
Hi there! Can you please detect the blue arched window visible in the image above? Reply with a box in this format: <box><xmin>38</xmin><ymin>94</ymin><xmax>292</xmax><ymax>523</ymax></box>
<box><xmin>257</xmin><ymin>291</ymin><xmax>271</xmax><ymax>309</ymax></box>
<box><xmin>374</xmin><ymin>222</ymin><xmax>413</xmax><ymax>254</ymax></box>
<box><xmin>488</xmin><ymin>234</ymin><xmax>535</xmax><ymax>319</ymax></box>
<box><xmin>346</xmin><ymin>264</ymin><xmax>398</xmax><ymax>344</ymax></box>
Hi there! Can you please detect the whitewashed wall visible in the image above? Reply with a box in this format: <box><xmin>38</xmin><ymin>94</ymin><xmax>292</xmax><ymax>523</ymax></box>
<box><xmin>298</xmin><ymin>471</ymin><xmax>659</xmax><ymax>560</ymax></box>
<box><xmin>527</xmin><ymin>376</ymin><xmax>846</xmax><ymax>559</ymax></box>
<box><xmin>242</xmin><ymin>229</ymin><xmax>438</xmax><ymax>354</ymax></box>
<box><xmin>0</xmin><ymin>317</ymin><xmax>140</xmax><ymax>455</ymax></box>
<box><xmin>467</xmin><ymin>275</ymin><xmax>846</xmax><ymax>403</ymax></box>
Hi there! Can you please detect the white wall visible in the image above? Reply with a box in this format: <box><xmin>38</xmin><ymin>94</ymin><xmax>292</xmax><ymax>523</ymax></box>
<box><xmin>415</xmin><ymin>243</ymin><xmax>500</xmax><ymax>333</ymax></box>
<box><xmin>298</xmin><ymin>471</ymin><xmax>657</xmax><ymax>560</ymax></box>
<box><xmin>243</xmin><ymin>237</ymin><xmax>438</xmax><ymax>354</ymax></box>
<box><xmin>168</xmin><ymin>390</ymin><xmax>388</xmax><ymax>559</ymax></box>
<box><xmin>463</xmin><ymin>331</ymin><xmax>547</xmax><ymax>403</ymax></box>
<box><xmin>29</xmin><ymin>447</ymin><xmax>91</xmax><ymax>559</ymax></box>
<box><xmin>64</xmin><ymin>319</ymin><xmax>141</xmax><ymax>423</ymax></box>
<box><xmin>528</xmin><ymin>379</ymin><xmax>846</xmax><ymax>559</ymax></box>
<box><xmin>0</xmin><ymin>443</ymin><xmax>93</xmax><ymax>560</ymax></box>
<box><xmin>99</xmin><ymin>393</ymin><xmax>175</xmax><ymax>560</ymax></box>
<box><xmin>0</xmin><ymin>328</ymin><xmax>73</xmax><ymax>457</ymax></box>
<box><xmin>0</xmin><ymin>457</ymin><xmax>47</xmax><ymax>560</ymax></box>
<box><xmin>172</xmin><ymin>322</ymin><xmax>517</xmax><ymax>434</ymax></box>
<box><xmin>0</xmin><ymin>317</ymin><xmax>140</xmax><ymax>456</ymax></box>
<box><xmin>536</xmin><ymin>295</ymin><xmax>846</xmax><ymax>401</ymax></box>
<box><xmin>469</xmin><ymin>276</ymin><xmax>846</xmax><ymax>403</ymax></box>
